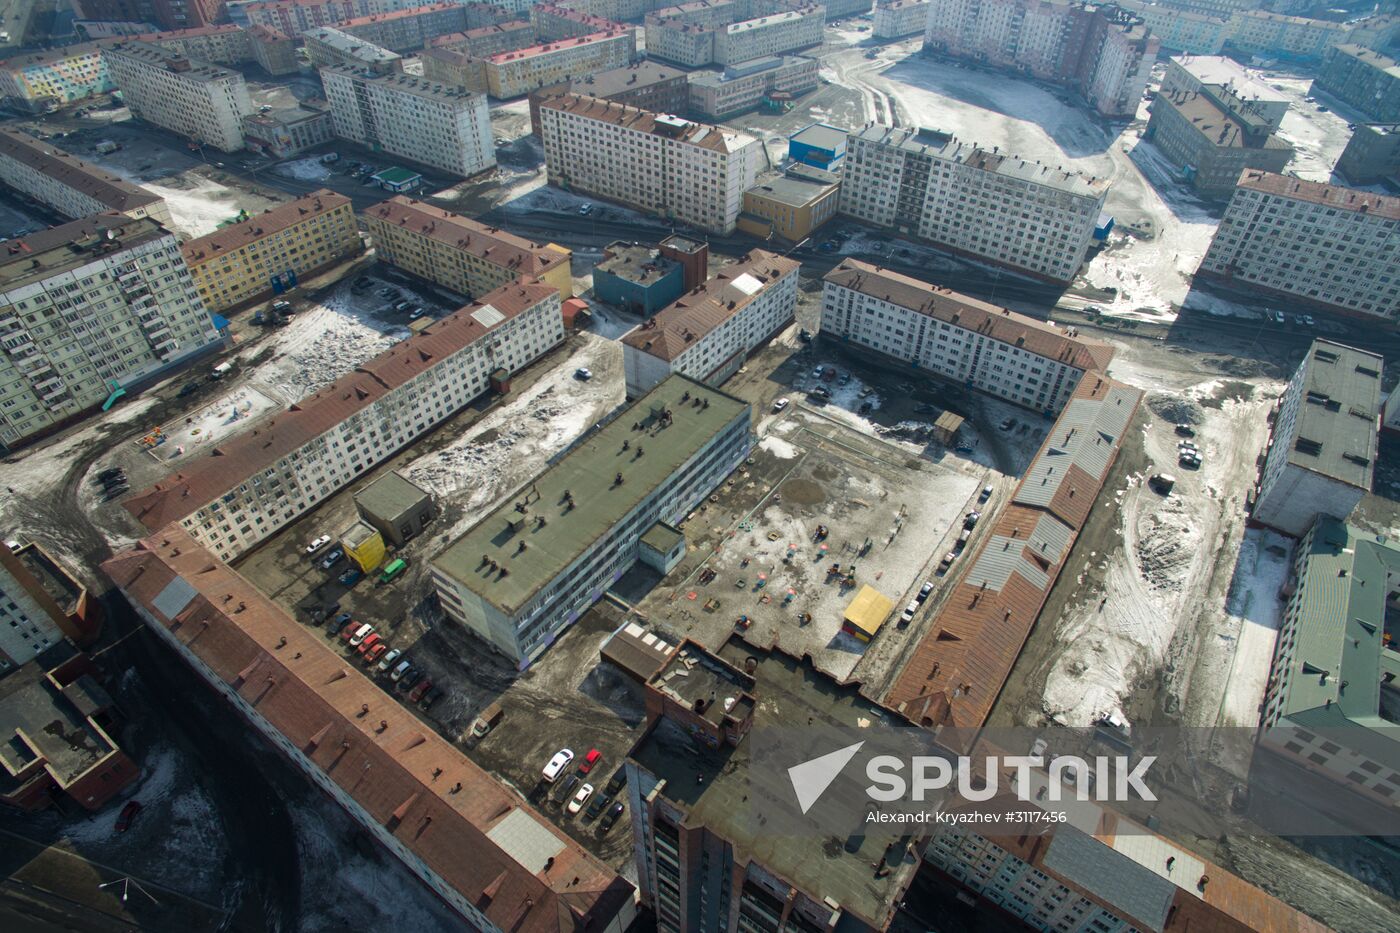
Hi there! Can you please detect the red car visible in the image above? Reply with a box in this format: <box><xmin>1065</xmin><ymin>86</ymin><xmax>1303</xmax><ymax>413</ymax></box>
<box><xmin>357</xmin><ymin>633</ymin><xmax>382</xmax><ymax>655</ymax></box>
<box><xmin>115</xmin><ymin>800</ymin><xmax>143</xmax><ymax>832</ymax></box>
<box><xmin>364</xmin><ymin>642</ymin><xmax>389</xmax><ymax>665</ymax></box>
<box><xmin>580</xmin><ymin>748</ymin><xmax>602</xmax><ymax>774</ymax></box>
<box><xmin>408</xmin><ymin>678</ymin><xmax>432</xmax><ymax>703</ymax></box>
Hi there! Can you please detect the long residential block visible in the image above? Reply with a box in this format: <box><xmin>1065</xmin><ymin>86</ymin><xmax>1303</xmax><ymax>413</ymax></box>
<box><xmin>821</xmin><ymin>260</ymin><xmax>1113</xmax><ymax>414</ymax></box>
<box><xmin>0</xmin><ymin>214</ymin><xmax>219</xmax><ymax>450</ymax></box>
<box><xmin>304</xmin><ymin>25</ymin><xmax>403</xmax><ymax>71</ymax></box>
<box><xmin>839</xmin><ymin>125</ymin><xmax>1107</xmax><ymax>284</ymax></box>
<box><xmin>0</xmin><ymin>128</ymin><xmax>172</xmax><ymax>228</ymax></box>
<box><xmin>364</xmin><ymin>196</ymin><xmax>574</xmax><ymax>299</ymax></box>
<box><xmin>1196</xmin><ymin>170</ymin><xmax>1400</xmax><ymax>321</ymax></box>
<box><xmin>337</xmin><ymin>2</ymin><xmax>471</xmax><ymax>51</ymax></box>
<box><xmin>182</xmin><ymin>190</ymin><xmax>361</xmax><ymax>313</ymax></box>
<box><xmin>644</xmin><ymin>0</ymin><xmax>822</xmax><ymax>67</ymax></box>
<box><xmin>538</xmin><ymin>93</ymin><xmax>762</xmax><ymax>234</ymax></box>
<box><xmin>621</xmin><ymin>249</ymin><xmax>799</xmax><ymax>396</ymax></box>
<box><xmin>124</xmin><ymin>24</ymin><xmax>254</xmax><ymax>65</ymax></box>
<box><xmin>430</xmin><ymin>375</ymin><xmax>751</xmax><ymax>665</ymax></box>
<box><xmin>872</xmin><ymin>0</ymin><xmax>928</xmax><ymax>40</ymax></box>
<box><xmin>322</xmin><ymin>68</ymin><xmax>495</xmax><ymax>177</ymax></box>
<box><xmin>124</xmin><ymin>280</ymin><xmax>565</xmax><ymax>559</ymax></box>
<box><xmin>0</xmin><ymin>43</ymin><xmax>114</xmax><ymax>113</ymax></box>
<box><xmin>243</xmin><ymin>0</ymin><xmax>380</xmax><ymax>38</ymax></box>
<box><xmin>1312</xmin><ymin>44</ymin><xmax>1400</xmax><ymax>124</ymax></box>
<box><xmin>482</xmin><ymin>28</ymin><xmax>637</xmax><ymax>98</ymax></box>
<box><xmin>103</xmin><ymin>42</ymin><xmax>254</xmax><ymax>152</ymax></box>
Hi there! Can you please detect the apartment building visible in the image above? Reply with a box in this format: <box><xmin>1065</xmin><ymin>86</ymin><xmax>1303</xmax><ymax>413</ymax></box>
<box><xmin>839</xmin><ymin>125</ymin><xmax>1108</xmax><ymax>284</ymax></box>
<box><xmin>823</xmin><ymin>0</ymin><xmax>870</xmax><ymax>17</ymax></box>
<box><xmin>124</xmin><ymin>281</ymin><xmax>564</xmax><ymax>559</ymax></box>
<box><xmin>1161</xmin><ymin>54</ymin><xmax>1289</xmax><ymax>130</ymax></box>
<box><xmin>1252</xmin><ymin>340</ymin><xmax>1379</xmax><ymax>538</ymax></box>
<box><xmin>243</xmin><ymin>0</ymin><xmax>377</xmax><ymax>38</ymax></box>
<box><xmin>304</xmin><ymin>25</ymin><xmax>402</xmax><ymax>71</ymax></box>
<box><xmin>923</xmin><ymin>0</ymin><xmax>1158</xmax><ymax>117</ymax></box>
<box><xmin>182</xmin><ymin>190</ymin><xmax>361</xmax><ymax>313</ymax></box>
<box><xmin>338</xmin><ymin>2</ymin><xmax>471</xmax><ymax>51</ymax></box>
<box><xmin>531</xmin><ymin>3</ymin><xmax>621</xmax><ymax>39</ymax></box>
<box><xmin>427</xmin><ymin>20</ymin><xmax>536</xmax><ymax>59</ymax></box>
<box><xmin>1145</xmin><ymin>88</ymin><xmax>1294</xmax><ymax>196</ymax></box>
<box><xmin>736</xmin><ymin>164</ymin><xmax>840</xmax><ymax>240</ymax></box>
<box><xmin>0</xmin><ymin>128</ymin><xmax>172</xmax><ymax>228</ymax></box>
<box><xmin>248</xmin><ymin>24</ymin><xmax>300</xmax><ymax>74</ymax></box>
<box><xmin>241</xmin><ymin>105</ymin><xmax>335</xmax><ymax>157</ymax></box>
<box><xmin>321</xmin><ymin>68</ymin><xmax>494</xmax><ymax>177</ymax></box>
<box><xmin>0</xmin><ymin>214</ymin><xmax>220</xmax><ymax>450</ymax></box>
<box><xmin>1226</xmin><ymin>10</ymin><xmax>1388</xmax><ymax>61</ymax></box>
<box><xmin>714</xmin><ymin>5</ymin><xmax>822</xmax><ymax>66</ymax></box>
<box><xmin>645</xmin><ymin>0</ymin><xmax>822</xmax><ymax>67</ymax></box>
<box><xmin>128</xmin><ymin>23</ymin><xmax>253</xmax><ymax>64</ymax></box>
<box><xmin>1312</xmin><ymin>45</ymin><xmax>1400</xmax><ymax>124</ymax></box>
<box><xmin>1115</xmin><ymin>0</ymin><xmax>1231</xmax><ymax>54</ymax></box>
<box><xmin>431</xmin><ymin>375</ymin><xmax>751</xmax><ymax>666</ymax></box>
<box><xmin>872</xmin><ymin>0</ymin><xmax>928</xmax><ymax>40</ymax></box>
<box><xmin>822</xmin><ymin>260</ymin><xmax>1112</xmax><ymax>413</ymax></box>
<box><xmin>621</xmin><ymin>249</ymin><xmax>798</xmax><ymax>396</ymax></box>
<box><xmin>1196</xmin><ymin>171</ymin><xmax>1400</xmax><ymax>321</ymax></box>
<box><xmin>1258</xmin><ymin>516</ymin><xmax>1400</xmax><ymax>809</ymax></box>
<box><xmin>538</xmin><ymin>93</ymin><xmax>762</xmax><ymax>234</ymax></box>
<box><xmin>0</xmin><ymin>542</ymin><xmax>97</xmax><ymax>668</ymax></box>
<box><xmin>687</xmin><ymin>54</ymin><xmax>818</xmax><ymax>119</ymax></box>
<box><xmin>104</xmin><ymin>42</ymin><xmax>254</xmax><ymax>152</ymax></box>
<box><xmin>527</xmin><ymin>61</ymin><xmax>691</xmax><ymax>134</ymax></box>
<box><xmin>0</xmin><ymin>43</ymin><xmax>113</xmax><ymax>112</ymax></box>
<box><xmin>364</xmin><ymin>195</ymin><xmax>574</xmax><ymax>298</ymax></box>
<box><xmin>1337</xmin><ymin>123</ymin><xmax>1400</xmax><ymax>185</ymax></box>
<box><xmin>483</xmin><ymin>28</ymin><xmax>637</xmax><ymax>98</ymax></box>
<box><xmin>71</xmin><ymin>0</ymin><xmax>225</xmax><ymax>30</ymax></box>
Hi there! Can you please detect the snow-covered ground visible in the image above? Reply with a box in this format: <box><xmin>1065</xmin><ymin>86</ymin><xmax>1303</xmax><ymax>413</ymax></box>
<box><xmin>144</xmin><ymin>386</ymin><xmax>282</xmax><ymax>463</ymax></box>
<box><xmin>273</xmin><ymin>157</ymin><xmax>332</xmax><ymax>183</ymax></box>
<box><xmin>141</xmin><ymin>176</ymin><xmax>250</xmax><ymax>238</ymax></box>
<box><xmin>1218</xmin><ymin>529</ymin><xmax>1291</xmax><ymax>728</ymax></box>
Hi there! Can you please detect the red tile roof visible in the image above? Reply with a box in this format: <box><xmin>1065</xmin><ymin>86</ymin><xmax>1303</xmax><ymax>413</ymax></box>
<box><xmin>181</xmin><ymin>189</ymin><xmax>351</xmax><ymax>266</ymax></box>
<box><xmin>0</xmin><ymin>128</ymin><xmax>162</xmax><ymax>213</ymax></box>
<box><xmin>102</xmin><ymin>528</ymin><xmax>633</xmax><ymax>933</ymax></box>
<box><xmin>364</xmin><ymin>196</ymin><xmax>569</xmax><ymax>277</ymax></box>
<box><xmin>487</xmin><ymin>28</ymin><xmax>634</xmax><ymax>64</ymax></box>
<box><xmin>825</xmin><ymin>260</ymin><xmax>1114</xmax><ymax>373</ymax></box>
<box><xmin>124</xmin><ymin>279</ymin><xmax>559</xmax><ymax>531</ymax></box>
<box><xmin>537</xmin><ymin>93</ymin><xmax>741</xmax><ymax>153</ymax></box>
<box><xmin>340</xmin><ymin>2</ymin><xmax>461</xmax><ymax>28</ymax></box>
<box><xmin>1235</xmin><ymin>170</ymin><xmax>1400</xmax><ymax>220</ymax></box>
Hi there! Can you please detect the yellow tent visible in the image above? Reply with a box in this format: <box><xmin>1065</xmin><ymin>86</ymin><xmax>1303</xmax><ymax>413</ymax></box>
<box><xmin>842</xmin><ymin>585</ymin><xmax>894</xmax><ymax>642</ymax></box>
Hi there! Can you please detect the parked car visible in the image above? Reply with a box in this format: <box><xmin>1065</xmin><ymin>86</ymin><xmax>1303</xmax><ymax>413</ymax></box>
<box><xmin>1302</xmin><ymin>314</ymin><xmax>1315</xmax><ymax>327</ymax></box>
<box><xmin>378</xmin><ymin>648</ymin><xmax>403</xmax><ymax>673</ymax></box>
<box><xmin>397</xmin><ymin>668</ymin><xmax>425</xmax><ymax>692</ymax></box>
<box><xmin>552</xmin><ymin>773</ymin><xmax>580</xmax><ymax>805</ymax></box>
<box><xmin>97</xmin><ymin>467</ymin><xmax>124</xmax><ymax>482</ymax></box>
<box><xmin>348</xmin><ymin>623</ymin><xmax>373</xmax><ymax>646</ymax></box>
<box><xmin>339</xmin><ymin>568</ymin><xmax>363</xmax><ymax>587</ymax></box>
<box><xmin>326</xmin><ymin>611</ymin><xmax>353</xmax><ymax>637</ymax></box>
<box><xmin>963</xmin><ymin>511</ymin><xmax>980</xmax><ymax>529</ymax></box>
<box><xmin>115</xmin><ymin>800</ymin><xmax>143</xmax><ymax>832</ymax></box>
<box><xmin>772</xmin><ymin>397</ymin><xmax>789</xmax><ymax>412</ymax></box>
<box><xmin>1174</xmin><ymin>424</ymin><xmax>1195</xmax><ymax>438</ymax></box>
<box><xmin>319</xmin><ymin>548</ymin><xmax>344</xmax><ymax>570</ymax></box>
<box><xmin>568</xmin><ymin>783</ymin><xmax>594</xmax><ymax>814</ymax></box>
<box><xmin>364</xmin><ymin>642</ymin><xmax>389</xmax><ymax>665</ymax></box>
<box><xmin>899</xmin><ymin>601</ymin><xmax>917</xmax><ymax>624</ymax></box>
<box><xmin>356</xmin><ymin>633</ymin><xmax>381</xmax><ymax>655</ymax></box>
<box><xmin>604</xmin><ymin>768</ymin><xmax>627</xmax><ymax>796</ymax></box>
<box><xmin>543</xmin><ymin>748</ymin><xmax>575</xmax><ymax>783</ymax></box>
<box><xmin>389</xmin><ymin>659</ymin><xmax>413</xmax><ymax>681</ymax></box>
<box><xmin>178</xmin><ymin>381</ymin><xmax>201</xmax><ymax>398</ymax></box>
<box><xmin>978</xmin><ymin>484</ymin><xmax>993</xmax><ymax>501</ymax></box>
<box><xmin>580</xmin><ymin>748</ymin><xmax>602</xmax><ymax>774</ymax></box>
<box><xmin>419</xmin><ymin>686</ymin><xmax>443</xmax><ymax>710</ymax></box>
<box><xmin>1149</xmin><ymin>473</ymin><xmax>1176</xmax><ymax>494</ymax></box>
<box><xmin>574</xmin><ymin>367</ymin><xmax>592</xmax><ymax>380</ymax></box>
<box><xmin>408</xmin><ymin>677</ymin><xmax>432</xmax><ymax>703</ymax></box>
<box><xmin>578</xmin><ymin>203</ymin><xmax>593</xmax><ymax>215</ymax></box>
<box><xmin>393</xmin><ymin>300</ymin><xmax>411</xmax><ymax>312</ymax></box>
<box><xmin>306</xmin><ymin>534</ymin><xmax>331</xmax><ymax>554</ymax></box>
<box><xmin>600</xmin><ymin>801</ymin><xmax>625</xmax><ymax>832</ymax></box>
<box><xmin>103</xmin><ymin>485</ymin><xmax>129</xmax><ymax>501</ymax></box>
<box><xmin>810</xmin><ymin>386</ymin><xmax>831</xmax><ymax>400</ymax></box>
<box><xmin>939</xmin><ymin>551</ymin><xmax>957</xmax><ymax>570</ymax></box>
<box><xmin>917</xmin><ymin>581</ymin><xmax>933</xmax><ymax>602</ymax></box>
<box><xmin>584</xmin><ymin>792</ymin><xmax>609</xmax><ymax>821</ymax></box>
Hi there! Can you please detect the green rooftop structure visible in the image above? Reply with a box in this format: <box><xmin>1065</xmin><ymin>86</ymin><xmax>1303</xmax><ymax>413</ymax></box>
<box><xmin>430</xmin><ymin>375</ymin><xmax>750</xmax><ymax>666</ymax></box>
<box><xmin>373</xmin><ymin>166</ymin><xmax>423</xmax><ymax>193</ymax></box>
<box><xmin>1261</xmin><ymin>517</ymin><xmax>1400</xmax><ymax>802</ymax></box>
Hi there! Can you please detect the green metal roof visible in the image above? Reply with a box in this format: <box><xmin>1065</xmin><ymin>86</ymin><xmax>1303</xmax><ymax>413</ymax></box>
<box><xmin>1285</xmin><ymin>340</ymin><xmax>1381</xmax><ymax>489</ymax></box>
<box><xmin>373</xmin><ymin>166</ymin><xmax>422</xmax><ymax>184</ymax></box>
<box><xmin>432</xmin><ymin>375</ymin><xmax>748</xmax><ymax>615</ymax></box>
<box><xmin>354</xmin><ymin>471</ymin><xmax>430</xmax><ymax>521</ymax></box>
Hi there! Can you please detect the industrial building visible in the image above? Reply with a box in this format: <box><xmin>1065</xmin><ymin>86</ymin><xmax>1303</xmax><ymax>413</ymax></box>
<box><xmin>872</xmin><ymin>0</ymin><xmax>928</xmax><ymax>40</ymax></box>
<box><xmin>737</xmin><ymin>164</ymin><xmax>840</xmax><ymax>241</ymax></box>
<box><xmin>430</xmin><ymin>375</ymin><xmax>751</xmax><ymax>665</ymax></box>
<box><xmin>621</xmin><ymin>249</ymin><xmax>799</xmax><ymax>397</ymax></box>
<box><xmin>687</xmin><ymin>54</ymin><xmax>818</xmax><ymax>119</ymax></box>
<box><xmin>104</xmin><ymin>529</ymin><xmax>638</xmax><ymax>932</ymax></box>
<box><xmin>321</xmin><ymin>68</ymin><xmax>495</xmax><ymax>178</ymax></box>
<box><xmin>1258</xmin><ymin>517</ymin><xmax>1400</xmax><ymax>809</ymax></box>
<box><xmin>0</xmin><ymin>43</ymin><xmax>114</xmax><ymax>112</ymax></box>
<box><xmin>923</xmin><ymin>0</ymin><xmax>1159</xmax><ymax>118</ymax></box>
<box><xmin>363</xmin><ymin>196</ymin><xmax>574</xmax><ymax>299</ymax></box>
<box><xmin>181</xmin><ymin>190</ymin><xmax>362</xmax><ymax>313</ymax></box>
<box><xmin>1145</xmin><ymin>87</ymin><xmax>1294</xmax><ymax>197</ymax></box>
<box><xmin>839</xmin><ymin>125</ymin><xmax>1108</xmax><ymax>284</ymax></box>
<box><xmin>1196</xmin><ymin>171</ymin><xmax>1400</xmax><ymax>321</ymax></box>
<box><xmin>304</xmin><ymin>25</ymin><xmax>403</xmax><ymax>71</ymax></box>
<box><xmin>786</xmin><ymin>121</ymin><xmax>844</xmax><ymax>170</ymax></box>
<box><xmin>821</xmin><ymin>260</ymin><xmax>1114</xmax><ymax>414</ymax></box>
<box><xmin>0</xmin><ymin>127</ymin><xmax>172</xmax><ymax>227</ymax></box>
<box><xmin>592</xmin><ymin>242</ymin><xmax>686</xmax><ymax>316</ymax></box>
<box><xmin>103</xmin><ymin>42</ymin><xmax>254</xmax><ymax>152</ymax></box>
<box><xmin>538</xmin><ymin>93</ymin><xmax>762</xmax><ymax>234</ymax></box>
<box><xmin>241</xmin><ymin>105</ymin><xmax>336</xmax><ymax>158</ymax></box>
<box><xmin>124</xmin><ymin>280</ymin><xmax>564</xmax><ymax>560</ymax></box>
<box><xmin>1336</xmin><ymin>123</ymin><xmax>1400</xmax><ymax>185</ymax></box>
<box><xmin>527</xmin><ymin>61</ymin><xmax>691</xmax><ymax>135</ymax></box>
<box><xmin>1252</xmin><ymin>340</ymin><xmax>1380</xmax><ymax>538</ymax></box>
<box><xmin>0</xmin><ymin>214</ymin><xmax>221</xmax><ymax>451</ymax></box>
<box><xmin>480</xmin><ymin>28</ymin><xmax>637</xmax><ymax>98</ymax></box>
<box><xmin>353</xmin><ymin>470</ymin><xmax>436</xmax><ymax>546</ymax></box>
<box><xmin>1311</xmin><ymin>44</ymin><xmax>1400</xmax><ymax>124</ymax></box>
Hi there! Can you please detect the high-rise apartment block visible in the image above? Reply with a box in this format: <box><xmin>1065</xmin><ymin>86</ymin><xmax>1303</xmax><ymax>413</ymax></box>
<box><xmin>872</xmin><ymin>0</ymin><xmax>928</xmax><ymax>40</ymax></box>
<box><xmin>71</xmin><ymin>0</ymin><xmax>226</xmax><ymax>30</ymax></box>
<box><xmin>821</xmin><ymin>260</ymin><xmax>1113</xmax><ymax>414</ymax></box>
<box><xmin>0</xmin><ymin>128</ymin><xmax>172</xmax><ymax>228</ymax></box>
<box><xmin>103</xmin><ymin>42</ymin><xmax>254</xmax><ymax>152</ymax></box>
<box><xmin>0</xmin><ymin>542</ymin><xmax>96</xmax><ymax>667</ymax></box>
<box><xmin>182</xmin><ymin>190</ymin><xmax>362</xmax><ymax>313</ymax></box>
<box><xmin>527</xmin><ymin>61</ymin><xmax>692</xmax><ymax>133</ymax></box>
<box><xmin>839</xmin><ymin>125</ymin><xmax>1107</xmax><ymax>283</ymax></box>
<box><xmin>0</xmin><ymin>43</ymin><xmax>114</xmax><ymax>113</ymax></box>
<box><xmin>1227</xmin><ymin>10</ymin><xmax>1395</xmax><ymax>61</ymax></box>
<box><xmin>479</xmin><ymin>28</ymin><xmax>637</xmax><ymax>98</ymax></box>
<box><xmin>426</xmin><ymin>20</ymin><xmax>536</xmax><ymax>60</ymax></box>
<box><xmin>1160</xmin><ymin>55</ymin><xmax>1290</xmax><ymax>129</ymax></box>
<box><xmin>923</xmin><ymin>0</ymin><xmax>1159</xmax><ymax>117</ymax></box>
<box><xmin>321</xmin><ymin>68</ymin><xmax>495</xmax><ymax>177</ymax></box>
<box><xmin>337</xmin><ymin>2</ymin><xmax>471</xmax><ymax>50</ymax></box>
<box><xmin>1312</xmin><ymin>45</ymin><xmax>1400</xmax><ymax>124</ymax></box>
<box><xmin>364</xmin><ymin>196</ymin><xmax>575</xmax><ymax>299</ymax></box>
<box><xmin>1196</xmin><ymin>171</ymin><xmax>1400</xmax><ymax>321</ymax></box>
<box><xmin>1145</xmin><ymin>87</ymin><xmax>1294</xmax><ymax>197</ymax></box>
<box><xmin>430</xmin><ymin>376</ymin><xmax>751</xmax><ymax>666</ymax></box>
<box><xmin>645</xmin><ymin>0</ymin><xmax>823</xmax><ymax>68</ymax></box>
<box><xmin>1336</xmin><ymin>123</ymin><xmax>1400</xmax><ymax>186</ymax></box>
<box><xmin>621</xmin><ymin>249</ymin><xmax>799</xmax><ymax>396</ymax></box>
<box><xmin>248</xmin><ymin>25</ymin><xmax>301</xmax><ymax>74</ymax></box>
<box><xmin>538</xmin><ymin>93</ymin><xmax>762</xmax><ymax>233</ymax></box>
<box><xmin>125</xmin><ymin>280</ymin><xmax>564</xmax><ymax>559</ymax></box>
<box><xmin>126</xmin><ymin>23</ymin><xmax>254</xmax><ymax>65</ymax></box>
<box><xmin>304</xmin><ymin>25</ymin><xmax>403</xmax><ymax>71</ymax></box>
<box><xmin>243</xmin><ymin>0</ymin><xmax>379</xmax><ymax>38</ymax></box>
<box><xmin>0</xmin><ymin>214</ymin><xmax>219</xmax><ymax>450</ymax></box>
<box><xmin>1114</xmin><ymin>0</ymin><xmax>1231</xmax><ymax>55</ymax></box>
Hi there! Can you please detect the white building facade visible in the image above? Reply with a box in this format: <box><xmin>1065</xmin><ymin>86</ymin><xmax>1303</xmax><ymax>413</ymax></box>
<box><xmin>538</xmin><ymin>94</ymin><xmax>762</xmax><ymax>234</ymax></box>
<box><xmin>483</xmin><ymin>29</ymin><xmax>636</xmax><ymax>98</ymax></box>
<box><xmin>872</xmin><ymin>0</ymin><xmax>929</xmax><ymax>40</ymax></box>
<box><xmin>321</xmin><ymin>68</ymin><xmax>495</xmax><ymax>178</ymax></box>
<box><xmin>103</xmin><ymin>42</ymin><xmax>254</xmax><ymax>152</ymax></box>
<box><xmin>0</xmin><ymin>128</ymin><xmax>172</xmax><ymax>227</ymax></box>
<box><xmin>821</xmin><ymin>260</ymin><xmax>1111</xmax><ymax>414</ymax></box>
<box><xmin>1196</xmin><ymin>171</ymin><xmax>1400</xmax><ymax>321</ymax></box>
<box><xmin>714</xmin><ymin>6</ymin><xmax>823</xmax><ymax>65</ymax></box>
<box><xmin>838</xmin><ymin>125</ymin><xmax>1107</xmax><ymax>284</ymax></box>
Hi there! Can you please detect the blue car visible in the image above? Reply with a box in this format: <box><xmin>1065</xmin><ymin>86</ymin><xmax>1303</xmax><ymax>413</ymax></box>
<box><xmin>339</xmin><ymin>568</ymin><xmax>363</xmax><ymax>586</ymax></box>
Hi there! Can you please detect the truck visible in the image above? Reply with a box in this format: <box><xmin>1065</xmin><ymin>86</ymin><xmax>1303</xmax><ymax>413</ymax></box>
<box><xmin>469</xmin><ymin>702</ymin><xmax>503</xmax><ymax>739</ymax></box>
<box><xmin>378</xmin><ymin>557</ymin><xmax>407</xmax><ymax>585</ymax></box>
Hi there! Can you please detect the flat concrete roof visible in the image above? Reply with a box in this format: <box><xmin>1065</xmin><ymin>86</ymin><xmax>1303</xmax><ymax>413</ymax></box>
<box><xmin>1284</xmin><ymin>340</ymin><xmax>1381</xmax><ymax>489</ymax></box>
<box><xmin>745</xmin><ymin>171</ymin><xmax>836</xmax><ymax>208</ymax></box>
<box><xmin>789</xmin><ymin>121</ymin><xmax>846</xmax><ymax>153</ymax></box>
<box><xmin>0</xmin><ymin>214</ymin><xmax>170</xmax><ymax>293</ymax></box>
<box><xmin>0</xmin><ymin>662</ymin><xmax>116</xmax><ymax>787</ymax></box>
<box><xmin>596</xmin><ymin>243</ymin><xmax>680</xmax><ymax>286</ymax></box>
<box><xmin>433</xmin><ymin>375</ymin><xmax>748</xmax><ymax>615</ymax></box>
<box><xmin>354</xmin><ymin>470</ymin><xmax>430</xmax><ymax>521</ymax></box>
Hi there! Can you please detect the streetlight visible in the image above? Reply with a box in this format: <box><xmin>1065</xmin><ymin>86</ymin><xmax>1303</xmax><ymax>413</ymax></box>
<box><xmin>99</xmin><ymin>876</ymin><xmax>160</xmax><ymax>906</ymax></box>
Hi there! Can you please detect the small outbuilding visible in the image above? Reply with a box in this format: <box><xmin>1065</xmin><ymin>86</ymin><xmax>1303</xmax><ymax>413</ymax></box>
<box><xmin>354</xmin><ymin>471</ymin><xmax>435</xmax><ymax>547</ymax></box>
<box><xmin>841</xmin><ymin>584</ymin><xmax>893</xmax><ymax>642</ymax></box>
<box><xmin>342</xmin><ymin>520</ymin><xmax>385</xmax><ymax>573</ymax></box>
